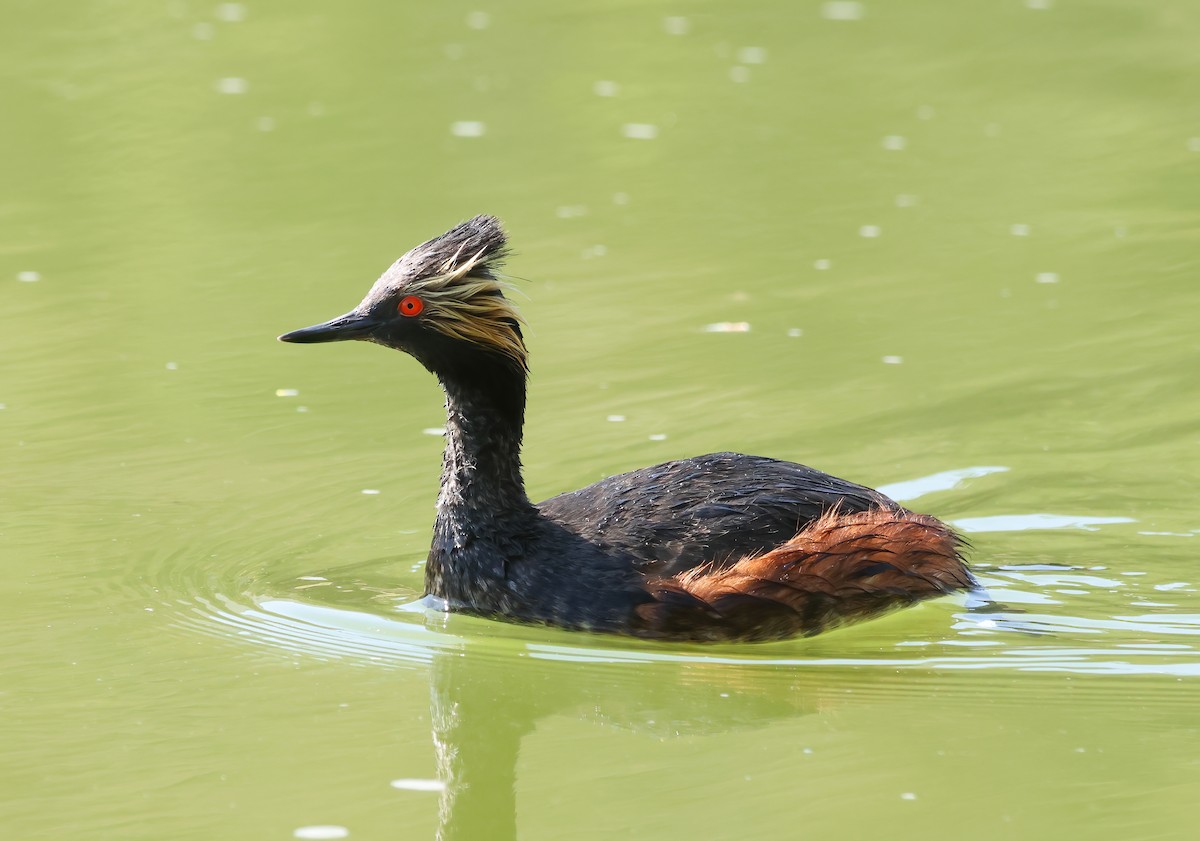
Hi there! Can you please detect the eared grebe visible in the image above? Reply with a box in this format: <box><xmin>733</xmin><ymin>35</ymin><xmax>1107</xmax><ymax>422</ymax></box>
<box><xmin>279</xmin><ymin>216</ymin><xmax>973</xmax><ymax>642</ymax></box>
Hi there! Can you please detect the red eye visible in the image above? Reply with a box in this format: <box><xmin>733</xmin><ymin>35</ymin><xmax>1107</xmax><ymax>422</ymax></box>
<box><xmin>398</xmin><ymin>296</ymin><xmax>424</xmax><ymax>317</ymax></box>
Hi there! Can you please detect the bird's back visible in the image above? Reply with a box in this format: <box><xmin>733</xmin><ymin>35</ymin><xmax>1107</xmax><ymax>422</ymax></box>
<box><xmin>536</xmin><ymin>452</ymin><xmax>898</xmax><ymax>578</ymax></box>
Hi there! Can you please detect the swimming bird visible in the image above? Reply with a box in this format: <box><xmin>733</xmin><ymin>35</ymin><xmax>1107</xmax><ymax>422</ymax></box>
<box><xmin>279</xmin><ymin>216</ymin><xmax>974</xmax><ymax>642</ymax></box>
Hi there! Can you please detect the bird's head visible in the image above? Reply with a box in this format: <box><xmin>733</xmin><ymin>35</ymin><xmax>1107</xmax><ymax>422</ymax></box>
<box><xmin>279</xmin><ymin>215</ymin><xmax>526</xmax><ymax>380</ymax></box>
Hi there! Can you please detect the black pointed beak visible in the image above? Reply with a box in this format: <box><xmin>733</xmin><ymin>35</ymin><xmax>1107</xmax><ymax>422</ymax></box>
<box><xmin>278</xmin><ymin>311</ymin><xmax>380</xmax><ymax>344</ymax></box>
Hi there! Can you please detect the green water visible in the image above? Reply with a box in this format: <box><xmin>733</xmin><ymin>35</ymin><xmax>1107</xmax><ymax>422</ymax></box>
<box><xmin>4</xmin><ymin>1</ymin><xmax>1199</xmax><ymax>838</ymax></box>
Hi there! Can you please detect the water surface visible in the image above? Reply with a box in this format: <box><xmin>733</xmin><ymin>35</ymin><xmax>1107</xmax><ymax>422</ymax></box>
<box><xmin>4</xmin><ymin>2</ymin><xmax>1199</xmax><ymax>839</ymax></box>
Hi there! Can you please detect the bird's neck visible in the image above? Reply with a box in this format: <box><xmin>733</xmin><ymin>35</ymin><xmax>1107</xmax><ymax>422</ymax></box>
<box><xmin>436</xmin><ymin>370</ymin><xmax>533</xmax><ymax>521</ymax></box>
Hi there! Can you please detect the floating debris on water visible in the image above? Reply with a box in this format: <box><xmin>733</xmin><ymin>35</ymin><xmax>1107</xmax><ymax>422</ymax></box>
<box><xmin>737</xmin><ymin>46</ymin><xmax>767</xmax><ymax>64</ymax></box>
<box><xmin>822</xmin><ymin>2</ymin><xmax>864</xmax><ymax>21</ymax></box>
<box><xmin>391</xmin><ymin>778</ymin><xmax>446</xmax><ymax>792</ymax></box>
<box><xmin>216</xmin><ymin>2</ymin><xmax>246</xmax><ymax>22</ymax></box>
<box><xmin>787</xmin><ymin>328</ymin><xmax>803</xmax><ymax>338</ymax></box>
<box><xmin>293</xmin><ymin>828</ymin><xmax>349</xmax><ymax>840</ymax></box>
<box><xmin>648</xmin><ymin>434</ymin><xmax>668</xmax><ymax>441</ymax></box>
<box><xmin>450</xmin><ymin>121</ymin><xmax>486</xmax><ymax>137</ymax></box>
<box><xmin>362</xmin><ymin>489</ymin><xmax>381</xmax><ymax>495</ymax></box>
<box><xmin>1011</xmin><ymin>223</ymin><xmax>1031</xmax><ymax>236</ymax></box>
<box><xmin>1036</xmin><ymin>272</ymin><xmax>1059</xmax><ymax>284</ymax></box>
<box><xmin>422</xmin><ymin>427</ymin><xmax>446</xmax><ymax>436</ymax></box>
<box><xmin>859</xmin><ymin>225</ymin><xmax>881</xmax><ymax>238</ymax></box>
<box><xmin>882</xmin><ymin>355</ymin><xmax>903</xmax><ymax>364</ymax></box>
<box><xmin>165</xmin><ymin>362</ymin><xmax>178</xmax><ymax>371</ymax></box>
<box><xmin>900</xmin><ymin>792</ymin><xmax>918</xmax><ymax>801</ymax></box>
<box><xmin>882</xmin><ymin>135</ymin><xmax>907</xmax><ymax>151</ymax></box>
<box><xmin>814</xmin><ymin>259</ymin><xmax>831</xmax><ymax>270</ymax></box>
<box><xmin>663</xmin><ymin>16</ymin><xmax>689</xmax><ymax>35</ymax></box>
<box><xmin>275</xmin><ymin>388</ymin><xmax>299</xmax><ymax>397</ymax></box>
<box><xmin>606</xmin><ymin>415</ymin><xmax>626</xmax><ymax>422</ymax></box>
<box><xmin>622</xmin><ymin>123</ymin><xmax>658</xmax><ymax>140</ymax></box>
<box><xmin>215</xmin><ymin>77</ymin><xmax>248</xmax><ymax>94</ymax></box>
<box><xmin>593</xmin><ymin>80</ymin><xmax>619</xmax><ymax>97</ymax></box>
<box><xmin>16</xmin><ymin>271</ymin><xmax>40</xmax><ymax>282</ymax></box>
<box><xmin>704</xmin><ymin>322</ymin><xmax>751</xmax><ymax>333</ymax></box>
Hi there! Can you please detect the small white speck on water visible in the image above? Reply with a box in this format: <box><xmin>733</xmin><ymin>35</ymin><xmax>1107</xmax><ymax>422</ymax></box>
<box><xmin>216</xmin><ymin>2</ymin><xmax>246</xmax><ymax>22</ymax></box>
<box><xmin>1025</xmin><ymin>0</ymin><xmax>1052</xmax><ymax>9</ymax></box>
<box><xmin>17</xmin><ymin>271</ymin><xmax>40</xmax><ymax>282</ymax></box>
<box><xmin>621</xmin><ymin>123</ymin><xmax>658</xmax><ymax>140</ymax></box>
<box><xmin>663</xmin><ymin>16</ymin><xmax>689</xmax><ymax>35</ymax></box>
<box><xmin>607</xmin><ymin>415</ymin><xmax>626</xmax><ymax>422</ymax></box>
<box><xmin>822</xmin><ymin>2</ymin><xmax>864</xmax><ymax>21</ymax></box>
<box><xmin>895</xmin><ymin>194</ymin><xmax>917</xmax><ymax>208</ymax></box>
<box><xmin>814</xmin><ymin>259</ymin><xmax>831</xmax><ymax>270</ymax></box>
<box><xmin>193</xmin><ymin>22</ymin><xmax>215</xmax><ymax>40</ymax></box>
<box><xmin>362</xmin><ymin>489</ymin><xmax>381</xmax><ymax>495</ymax></box>
<box><xmin>296</xmin><ymin>406</ymin><xmax>309</xmax><ymax>413</ymax></box>
<box><xmin>787</xmin><ymin>327</ymin><xmax>803</xmax><ymax>338</ymax></box>
<box><xmin>900</xmin><ymin>792</ymin><xmax>918</xmax><ymax>801</ymax></box>
<box><xmin>275</xmin><ymin>388</ymin><xmax>299</xmax><ymax>397</ymax></box>
<box><xmin>593</xmin><ymin>80</ymin><xmax>619</xmax><ymax>97</ymax></box>
<box><xmin>1155</xmin><ymin>582</ymin><xmax>1191</xmax><ymax>591</ymax></box>
<box><xmin>256</xmin><ymin>116</ymin><xmax>276</xmax><ymax>132</ymax></box>
<box><xmin>882</xmin><ymin>355</ymin><xmax>903</xmax><ymax>364</ymax></box>
<box><xmin>165</xmin><ymin>362</ymin><xmax>178</xmax><ymax>371</ymax></box>
<box><xmin>144</xmin><ymin>607</ymin><xmax>154</xmax><ymax>612</ymax></box>
<box><xmin>704</xmin><ymin>322</ymin><xmax>751</xmax><ymax>333</ymax></box>
<box><xmin>1036</xmin><ymin>272</ymin><xmax>1059</xmax><ymax>284</ymax></box>
<box><xmin>294</xmin><ymin>828</ymin><xmax>349</xmax><ymax>840</ymax></box>
<box><xmin>977</xmin><ymin>619</ymin><xmax>998</xmax><ymax>629</ymax></box>
<box><xmin>737</xmin><ymin>46</ymin><xmax>767</xmax><ymax>64</ymax></box>
<box><xmin>859</xmin><ymin>225</ymin><xmax>881</xmax><ymax>238</ymax></box>
<box><xmin>1010</xmin><ymin>223</ymin><xmax>1031</xmax><ymax>236</ymax></box>
<box><xmin>648</xmin><ymin>434</ymin><xmax>668</xmax><ymax>441</ymax></box>
<box><xmin>917</xmin><ymin>104</ymin><xmax>935</xmax><ymax>120</ymax></box>
<box><xmin>390</xmin><ymin>778</ymin><xmax>446</xmax><ymax>792</ymax></box>
<box><xmin>466</xmin><ymin>11</ymin><xmax>490</xmax><ymax>30</ymax></box>
<box><xmin>215</xmin><ymin>77</ymin><xmax>248</xmax><ymax>94</ymax></box>
<box><xmin>556</xmin><ymin>204</ymin><xmax>587</xmax><ymax>219</ymax></box>
<box><xmin>1188</xmin><ymin>137</ymin><xmax>1200</xmax><ymax>153</ymax></box>
<box><xmin>0</xmin><ymin>404</ymin><xmax>6</xmax><ymax>410</ymax></box>
<box><xmin>298</xmin><ymin>576</ymin><xmax>327</xmax><ymax>582</ymax></box>
<box><xmin>450</xmin><ymin>121</ymin><xmax>486</xmax><ymax>138</ymax></box>
<box><xmin>802</xmin><ymin>747</ymin><xmax>814</xmax><ymax>754</ymax></box>
<box><xmin>613</xmin><ymin>192</ymin><xmax>629</xmax><ymax>205</ymax></box>
<box><xmin>730</xmin><ymin>66</ymin><xmax>751</xmax><ymax>83</ymax></box>
<box><xmin>582</xmin><ymin>244</ymin><xmax>607</xmax><ymax>258</ymax></box>
<box><xmin>882</xmin><ymin>135</ymin><xmax>906</xmax><ymax>151</ymax></box>
<box><xmin>422</xmin><ymin>427</ymin><xmax>447</xmax><ymax>437</ymax></box>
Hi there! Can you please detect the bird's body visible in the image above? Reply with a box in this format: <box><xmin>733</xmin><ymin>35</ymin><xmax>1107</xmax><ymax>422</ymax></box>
<box><xmin>280</xmin><ymin>216</ymin><xmax>974</xmax><ymax>642</ymax></box>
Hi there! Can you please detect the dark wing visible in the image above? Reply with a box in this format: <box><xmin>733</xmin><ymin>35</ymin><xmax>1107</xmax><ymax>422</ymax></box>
<box><xmin>536</xmin><ymin>452</ymin><xmax>898</xmax><ymax>578</ymax></box>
